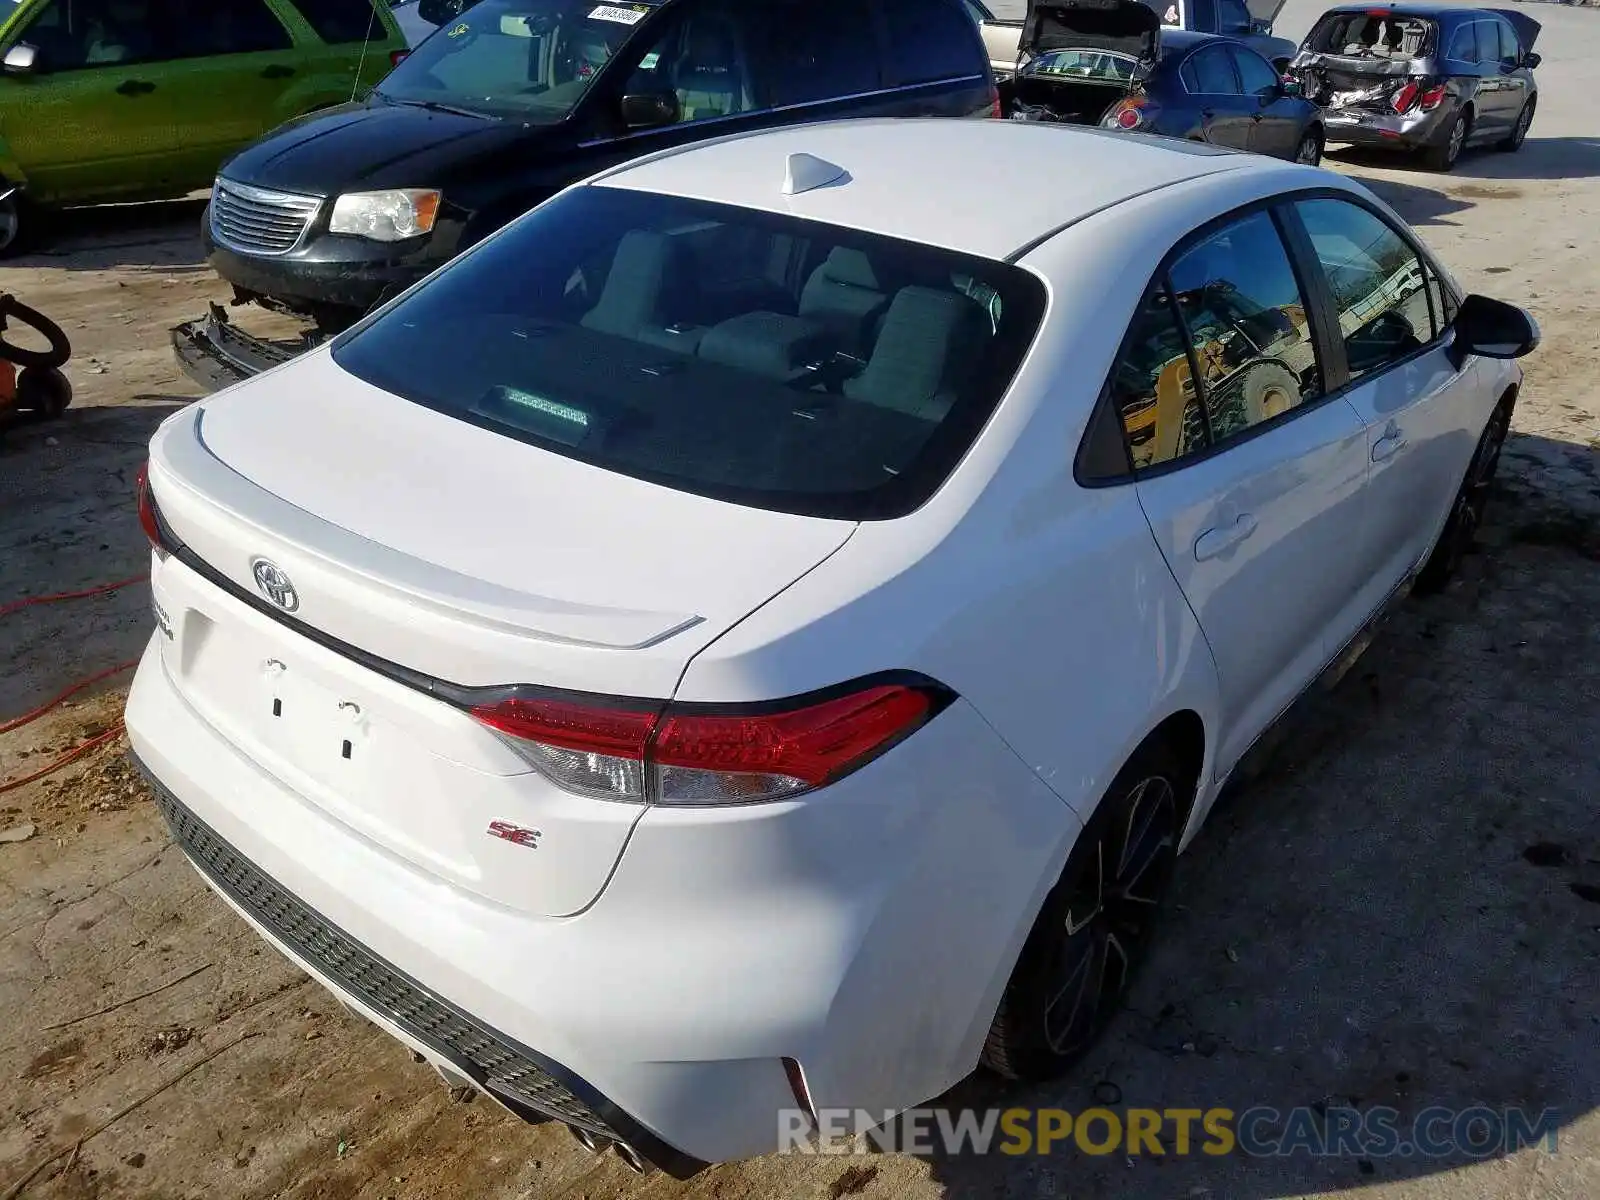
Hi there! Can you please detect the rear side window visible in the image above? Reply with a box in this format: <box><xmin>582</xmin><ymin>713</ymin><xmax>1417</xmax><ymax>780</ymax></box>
<box><xmin>1294</xmin><ymin>197</ymin><xmax>1437</xmax><ymax>380</ymax></box>
<box><xmin>1112</xmin><ymin>210</ymin><xmax>1321</xmax><ymax>470</ymax></box>
<box><xmin>879</xmin><ymin>0</ymin><xmax>984</xmax><ymax>85</ymax></box>
<box><xmin>1447</xmin><ymin>22</ymin><xmax>1478</xmax><ymax>62</ymax></box>
<box><xmin>332</xmin><ymin>187</ymin><xmax>1046</xmax><ymax>521</ymax></box>
<box><xmin>743</xmin><ymin>0</ymin><xmax>881</xmax><ymax>106</ymax></box>
<box><xmin>1474</xmin><ymin>19</ymin><xmax>1501</xmax><ymax>65</ymax></box>
<box><xmin>291</xmin><ymin>0</ymin><xmax>383</xmax><ymax>43</ymax></box>
<box><xmin>1182</xmin><ymin>45</ymin><xmax>1238</xmax><ymax>94</ymax></box>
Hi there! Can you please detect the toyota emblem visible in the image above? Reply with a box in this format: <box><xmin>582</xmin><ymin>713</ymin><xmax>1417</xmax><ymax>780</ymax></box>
<box><xmin>251</xmin><ymin>558</ymin><xmax>299</xmax><ymax>612</ymax></box>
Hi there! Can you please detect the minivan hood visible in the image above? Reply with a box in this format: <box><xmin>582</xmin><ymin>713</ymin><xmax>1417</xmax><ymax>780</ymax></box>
<box><xmin>218</xmin><ymin>99</ymin><xmax>533</xmax><ymax>196</ymax></box>
<box><xmin>1021</xmin><ymin>0</ymin><xmax>1161</xmax><ymax>61</ymax></box>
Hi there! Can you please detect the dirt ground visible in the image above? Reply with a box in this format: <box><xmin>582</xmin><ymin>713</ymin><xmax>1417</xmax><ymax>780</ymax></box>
<box><xmin>3</xmin><ymin>4</ymin><xmax>1599</xmax><ymax>1197</ymax></box>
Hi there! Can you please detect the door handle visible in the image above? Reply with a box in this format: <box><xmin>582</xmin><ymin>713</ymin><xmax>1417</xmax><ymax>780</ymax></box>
<box><xmin>1201</xmin><ymin>108</ymin><xmax>1216</xmax><ymax>119</ymax></box>
<box><xmin>261</xmin><ymin>64</ymin><xmax>296</xmax><ymax>79</ymax></box>
<box><xmin>116</xmin><ymin>79</ymin><xmax>156</xmax><ymax>95</ymax></box>
<box><xmin>1194</xmin><ymin>513</ymin><xmax>1258</xmax><ymax>562</ymax></box>
<box><xmin>1372</xmin><ymin>431</ymin><xmax>1408</xmax><ymax>462</ymax></box>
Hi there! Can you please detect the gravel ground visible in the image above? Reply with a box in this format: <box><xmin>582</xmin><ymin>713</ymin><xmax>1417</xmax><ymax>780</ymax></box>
<box><xmin>2</xmin><ymin>2</ymin><xmax>1598</xmax><ymax>1197</ymax></box>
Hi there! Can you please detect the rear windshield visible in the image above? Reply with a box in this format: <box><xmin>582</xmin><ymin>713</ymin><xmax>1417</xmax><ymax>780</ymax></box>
<box><xmin>331</xmin><ymin>187</ymin><xmax>1046</xmax><ymax>521</ymax></box>
<box><xmin>1306</xmin><ymin>11</ymin><xmax>1435</xmax><ymax>58</ymax></box>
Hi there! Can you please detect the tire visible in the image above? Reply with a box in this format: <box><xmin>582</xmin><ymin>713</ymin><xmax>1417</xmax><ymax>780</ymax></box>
<box><xmin>981</xmin><ymin>736</ymin><xmax>1190</xmax><ymax>1081</ymax></box>
<box><xmin>1422</xmin><ymin>108</ymin><xmax>1469</xmax><ymax>172</ymax></box>
<box><xmin>0</xmin><ymin>190</ymin><xmax>26</xmax><ymax>259</ymax></box>
<box><xmin>1293</xmin><ymin>126</ymin><xmax>1323</xmax><ymax>167</ymax></box>
<box><xmin>16</xmin><ymin>366</ymin><xmax>72</xmax><ymax>419</ymax></box>
<box><xmin>1415</xmin><ymin>395</ymin><xmax>1513</xmax><ymax>594</ymax></box>
<box><xmin>0</xmin><ymin>296</ymin><xmax>72</xmax><ymax>369</ymax></box>
<box><xmin>1499</xmin><ymin>96</ymin><xmax>1534</xmax><ymax>152</ymax></box>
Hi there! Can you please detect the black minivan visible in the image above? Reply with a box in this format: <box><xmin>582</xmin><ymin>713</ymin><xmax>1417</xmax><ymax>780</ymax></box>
<box><xmin>180</xmin><ymin>0</ymin><xmax>997</xmax><ymax>385</ymax></box>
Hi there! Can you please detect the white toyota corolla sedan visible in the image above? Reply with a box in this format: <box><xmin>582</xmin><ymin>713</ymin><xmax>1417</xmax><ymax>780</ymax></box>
<box><xmin>127</xmin><ymin>119</ymin><xmax>1536</xmax><ymax>1174</ymax></box>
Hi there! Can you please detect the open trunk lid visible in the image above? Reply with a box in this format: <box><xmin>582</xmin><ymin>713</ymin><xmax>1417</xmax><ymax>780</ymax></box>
<box><xmin>1245</xmin><ymin>0</ymin><xmax>1285</xmax><ymax>27</ymax></box>
<box><xmin>144</xmin><ymin>351</ymin><xmax>854</xmax><ymax>917</ymax></box>
<box><xmin>1020</xmin><ymin>0</ymin><xmax>1160</xmax><ymax>62</ymax></box>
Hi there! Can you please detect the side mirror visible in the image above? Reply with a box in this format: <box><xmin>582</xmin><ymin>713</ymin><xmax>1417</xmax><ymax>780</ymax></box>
<box><xmin>417</xmin><ymin>0</ymin><xmax>469</xmax><ymax>26</ymax></box>
<box><xmin>620</xmin><ymin>91</ymin><xmax>679</xmax><ymax>128</ymax></box>
<box><xmin>1522</xmin><ymin>51</ymin><xmax>1541</xmax><ymax>69</ymax></box>
<box><xmin>3</xmin><ymin>44</ymin><xmax>39</xmax><ymax>75</ymax></box>
<box><xmin>1453</xmin><ymin>294</ymin><xmax>1539</xmax><ymax>360</ymax></box>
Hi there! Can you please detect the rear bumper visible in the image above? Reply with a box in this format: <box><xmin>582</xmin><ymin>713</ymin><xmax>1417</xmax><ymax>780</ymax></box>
<box><xmin>1320</xmin><ymin>102</ymin><xmax>1454</xmax><ymax>149</ymax></box>
<box><xmin>125</xmin><ymin>624</ymin><xmax>1081</xmax><ymax>1165</ymax></box>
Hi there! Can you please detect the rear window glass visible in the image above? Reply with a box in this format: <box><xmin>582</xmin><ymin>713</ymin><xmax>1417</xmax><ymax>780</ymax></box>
<box><xmin>331</xmin><ymin>187</ymin><xmax>1046</xmax><ymax>521</ymax></box>
<box><xmin>1307</xmin><ymin>12</ymin><xmax>1434</xmax><ymax>58</ymax></box>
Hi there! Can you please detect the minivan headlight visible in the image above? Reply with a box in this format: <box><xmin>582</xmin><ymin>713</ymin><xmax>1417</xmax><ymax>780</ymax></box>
<box><xmin>329</xmin><ymin>189</ymin><xmax>441</xmax><ymax>241</ymax></box>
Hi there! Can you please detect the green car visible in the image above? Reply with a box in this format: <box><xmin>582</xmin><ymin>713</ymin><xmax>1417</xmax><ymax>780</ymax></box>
<box><xmin>0</xmin><ymin>0</ymin><xmax>405</xmax><ymax>254</ymax></box>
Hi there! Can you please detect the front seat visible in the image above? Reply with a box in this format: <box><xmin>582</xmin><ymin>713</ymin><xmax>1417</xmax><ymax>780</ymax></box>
<box><xmin>673</xmin><ymin>21</ymin><xmax>743</xmax><ymax>121</ymax></box>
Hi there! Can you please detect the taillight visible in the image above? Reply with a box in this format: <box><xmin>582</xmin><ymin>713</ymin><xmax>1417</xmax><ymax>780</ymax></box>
<box><xmin>1105</xmin><ymin>98</ymin><xmax>1150</xmax><ymax>131</ymax></box>
<box><xmin>470</xmin><ymin>676</ymin><xmax>952</xmax><ymax>806</ymax></box>
<box><xmin>1391</xmin><ymin>81</ymin><xmax>1420</xmax><ymax>114</ymax></box>
<box><xmin>136</xmin><ymin>463</ymin><xmax>177</xmax><ymax>560</ymax></box>
<box><xmin>1419</xmin><ymin>83</ymin><xmax>1447</xmax><ymax>111</ymax></box>
<box><xmin>989</xmin><ymin>82</ymin><xmax>1003</xmax><ymax>119</ymax></box>
<box><xmin>390</xmin><ymin>49</ymin><xmax>409</xmax><ymax>68</ymax></box>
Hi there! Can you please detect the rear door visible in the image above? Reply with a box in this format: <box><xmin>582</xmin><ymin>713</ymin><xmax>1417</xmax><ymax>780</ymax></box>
<box><xmin>157</xmin><ymin>0</ymin><xmax>310</xmax><ymax>187</ymax></box>
<box><xmin>1122</xmin><ymin>206</ymin><xmax>1374</xmax><ymax>775</ymax></box>
<box><xmin>1287</xmin><ymin>195</ymin><xmax>1489</xmax><ymax>602</ymax></box>
<box><xmin>1179</xmin><ymin>42</ymin><xmax>1252</xmax><ymax>148</ymax></box>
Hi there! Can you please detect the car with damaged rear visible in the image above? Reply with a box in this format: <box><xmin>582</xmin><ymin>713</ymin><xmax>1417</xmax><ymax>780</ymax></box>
<box><xmin>1290</xmin><ymin>4</ymin><xmax>1539</xmax><ymax>171</ymax></box>
<box><xmin>171</xmin><ymin>0</ymin><xmax>996</xmax><ymax>390</ymax></box>
<box><xmin>1000</xmin><ymin>0</ymin><xmax>1321</xmax><ymax>162</ymax></box>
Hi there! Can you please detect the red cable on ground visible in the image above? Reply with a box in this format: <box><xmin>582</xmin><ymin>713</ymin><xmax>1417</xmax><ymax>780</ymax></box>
<box><xmin>0</xmin><ymin>575</ymin><xmax>148</xmax><ymax>619</ymax></box>
<box><xmin>0</xmin><ymin>725</ymin><xmax>126</xmax><ymax>797</ymax></box>
<box><xmin>0</xmin><ymin>660</ymin><xmax>140</xmax><ymax>736</ymax></box>
<box><xmin>0</xmin><ymin>575</ymin><xmax>149</xmax><ymax>795</ymax></box>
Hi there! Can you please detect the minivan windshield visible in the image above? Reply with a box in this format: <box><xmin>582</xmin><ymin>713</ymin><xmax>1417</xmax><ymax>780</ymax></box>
<box><xmin>332</xmin><ymin>187</ymin><xmax>1046</xmax><ymax>521</ymax></box>
<box><xmin>377</xmin><ymin>0</ymin><xmax>658</xmax><ymax>121</ymax></box>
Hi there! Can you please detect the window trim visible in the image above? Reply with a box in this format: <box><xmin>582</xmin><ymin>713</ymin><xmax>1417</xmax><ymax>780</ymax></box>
<box><xmin>1073</xmin><ymin>186</ymin><xmax>1464</xmax><ymax>489</ymax></box>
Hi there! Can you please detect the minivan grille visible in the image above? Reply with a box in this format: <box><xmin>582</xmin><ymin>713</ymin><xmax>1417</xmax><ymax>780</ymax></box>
<box><xmin>210</xmin><ymin>179</ymin><xmax>321</xmax><ymax>255</ymax></box>
<box><xmin>145</xmin><ymin>775</ymin><xmax>614</xmax><ymax>1137</ymax></box>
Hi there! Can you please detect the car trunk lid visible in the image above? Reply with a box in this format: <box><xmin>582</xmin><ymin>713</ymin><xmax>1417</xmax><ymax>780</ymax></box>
<box><xmin>144</xmin><ymin>351</ymin><xmax>855</xmax><ymax>916</ymax></box>
<box><xmin>1020</xmin><ymin>0</ymin><xmax>1160</xmax><ymax>63</ymax></box>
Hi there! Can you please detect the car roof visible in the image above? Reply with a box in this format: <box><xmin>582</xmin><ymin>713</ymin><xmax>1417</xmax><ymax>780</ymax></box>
<box><xmin>1315</xmin><ymin>3</ymin><xmax>1468</xmax><ymax>19</ymax></box>
<box><xmin>590</xmin><ymin>119</ymin><xmax>1265</xmax><ymax>262</ymax></box>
